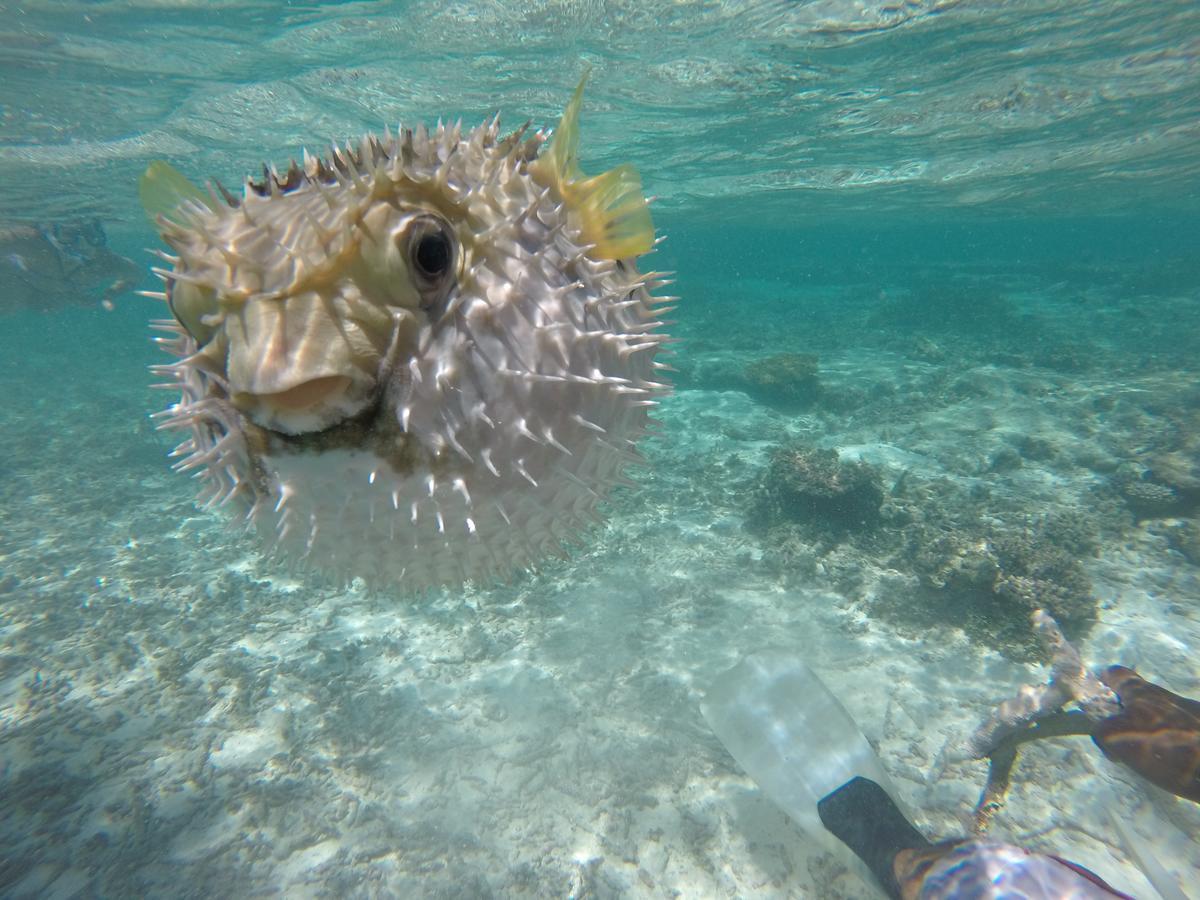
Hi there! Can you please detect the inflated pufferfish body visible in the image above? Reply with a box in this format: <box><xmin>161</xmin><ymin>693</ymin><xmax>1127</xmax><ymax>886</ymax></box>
<box><xmin>140</xmin><ymin>80</ymin><xmax>673</xmax><ymax>588</ymax></box>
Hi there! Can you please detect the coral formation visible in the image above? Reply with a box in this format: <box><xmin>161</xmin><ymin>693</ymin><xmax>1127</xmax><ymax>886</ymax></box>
<box><xmin>1144</xmin><ymin>450</ymin><xmax>1200</xmax><ymax>513</ymax></box>
<box><xmin>735</xmin><ymin>353</ymin><xmax>822</xmax><ymax>412</ymax></box>
<box><xmin>747</xmin><ymin>432</ymin><xmax>1102</xmax><ymax>657</ymax></box>
<box><xmin>1117</xmin><ymin>477</ymin><xmax>1180</xmax><ymax>520</ymax></box>
<box><xmin>749</xmin><ymin>444</ymin><xmax>884</xmax><ymax>538</ymax></box>
<box><xmin>904</xmin><ymin>527</ymin><xmax>1096</xmax><ymax>651</ymax></box>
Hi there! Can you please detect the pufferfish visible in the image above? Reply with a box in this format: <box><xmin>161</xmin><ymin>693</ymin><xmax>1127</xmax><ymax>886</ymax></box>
<box><xmin>139</xmin><ymin>79</ymin><xmax>674</xmax><ymax>589</ymax></box>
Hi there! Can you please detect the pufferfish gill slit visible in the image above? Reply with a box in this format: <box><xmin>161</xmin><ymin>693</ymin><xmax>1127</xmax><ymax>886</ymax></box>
<box><xmin>138</xmin><ymin>78</ymin><xmax>676</xmax><ymax>590</ymax></box>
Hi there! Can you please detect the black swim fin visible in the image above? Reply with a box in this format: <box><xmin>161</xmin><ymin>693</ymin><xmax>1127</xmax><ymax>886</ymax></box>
<box><xmin>817</xmin><ymin>775</ymin><xmax>932</xmax><ymax>900</ymax></box>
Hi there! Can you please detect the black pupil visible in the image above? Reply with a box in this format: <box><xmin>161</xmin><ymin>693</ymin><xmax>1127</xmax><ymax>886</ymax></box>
<box><xmin>414</xmin><ymin>231</ymin><xmax>450</xmax><ymax>278</ymax></box>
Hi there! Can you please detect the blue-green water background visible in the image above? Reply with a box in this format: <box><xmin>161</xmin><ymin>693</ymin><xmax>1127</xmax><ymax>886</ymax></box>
<box><xmin>2</xmin><ymin>1</ymin><xmax>1199</xmax><ymax>897</ymax></box>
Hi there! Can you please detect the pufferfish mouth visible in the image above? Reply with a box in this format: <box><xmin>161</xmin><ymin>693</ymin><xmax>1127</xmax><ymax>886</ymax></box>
<box><xmin>231</xmin><ymin>373</ymin><xmax>376</xmax><ymax>436</ymax></box>
<box><xmin>189</xmin><ymin>206</ymin><xmax>461</xmax><ymax>440</ymax></box>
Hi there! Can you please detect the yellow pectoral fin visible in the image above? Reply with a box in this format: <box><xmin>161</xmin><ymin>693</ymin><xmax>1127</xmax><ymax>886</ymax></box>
<box><xmin>139</xmin><ymin>160</ymin><xmax>211</xmax><ymax>226</ymax></box>
<box><xmin>566</xmin><ymin>164</ymin><xmax>655</xmax><ymax>260</ymax></box>
<box><xmin>537</xmin><ymin>73</ymin><xmax>655</xmax><ymax>260</ymax></box>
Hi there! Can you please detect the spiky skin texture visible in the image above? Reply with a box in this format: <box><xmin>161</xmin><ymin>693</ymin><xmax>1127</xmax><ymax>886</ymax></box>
<box><xmin>149</xmin><ymin>118</ymin><xmax>671</xmax><ymax>589</ymax></box>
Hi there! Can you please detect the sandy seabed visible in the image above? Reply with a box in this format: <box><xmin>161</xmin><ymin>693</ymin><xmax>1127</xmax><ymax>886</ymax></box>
<box><xmin>2</xmin><ymin>288</ymin><xmax>1199</xmax><ymax>899</ymax></box>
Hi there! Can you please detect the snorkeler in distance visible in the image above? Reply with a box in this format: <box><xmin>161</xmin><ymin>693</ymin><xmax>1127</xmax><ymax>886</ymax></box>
<box><xmin>701</xmin><ymin>626</ymin><xmax>1199</xmax><ymax>900</ymax></box>
<box><xmin>0</xmin><ymin>218</ymin><xmax>139</xmax><ymax>312</ymax></box>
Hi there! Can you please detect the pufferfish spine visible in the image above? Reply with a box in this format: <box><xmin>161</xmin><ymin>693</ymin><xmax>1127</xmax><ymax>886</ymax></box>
<box><xmin>139</xmin><ymin>79</ymin><xmax>675</xmax><ymax>590</ymax></box>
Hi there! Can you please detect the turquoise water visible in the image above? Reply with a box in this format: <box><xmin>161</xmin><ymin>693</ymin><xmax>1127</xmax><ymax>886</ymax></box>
<box><xmin>2</xmin><ymin>2</ymin><xmax>1199</xmax><ymax>897</ymax></box>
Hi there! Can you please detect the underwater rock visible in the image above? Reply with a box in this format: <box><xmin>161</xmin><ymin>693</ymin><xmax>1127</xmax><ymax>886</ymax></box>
<box><xmin>1166</xmin><ymin>519</ymin><xmax>1200</xmax><ymax>566</ymax></box>
<box><xmin>0</xmin><ymin>220</ymin><xmax>139</xmax><ymax>312</ymax></box>
<box><xmin>1010</xmin><ymin>432</ymin><xmax>1057</xmax><ymax>463</ymax></box>
<box><xmin>680</xmin><ymin>351</ymin><xmax>861</xmax><ymax>414</ymax></box>
<box><xmin>749</xmin><ymin>445</ymin><xmax>884</xmax><ymax>537</ymax></box>
<box><xmin>986</xmin><ymin>445</ymin><xmax>1023</xmax><ymax>474</ymax></box>
<box><xmin>910</xmin><ymin>336</ymin><xmax>946</xmax><ymax>361</ymax></box>
<box><xmin>1029</xmin><ymin>338</ymin><xmax>1095</xmax><ymax>373</ymax></box>
<box><xmin>735</xmin><ymin>352</ymin><xmax>822</xmax><ymax>412</ymax></box>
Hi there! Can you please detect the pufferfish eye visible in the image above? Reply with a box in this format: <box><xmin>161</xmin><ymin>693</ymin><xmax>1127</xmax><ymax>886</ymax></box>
<box><xmin>413</xmin><ymin>228</ymin><xmax>451</xmax><ymax>279</ymax></box>
<box><xmin>405</xmin><ymin>214</ymin><xmax>455</xmax><ymax>287</ymax></box>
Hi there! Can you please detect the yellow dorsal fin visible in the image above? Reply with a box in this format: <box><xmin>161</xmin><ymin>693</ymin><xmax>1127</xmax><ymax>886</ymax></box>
<box><xmin>535</xmin><ymin>73</ymin><xmax>655</xmax><ymax>260</ymax></box>
<box><xmin>139</xmin><ymin>160</ymin><xmax>211</xmax><ymax>228</ymax></box>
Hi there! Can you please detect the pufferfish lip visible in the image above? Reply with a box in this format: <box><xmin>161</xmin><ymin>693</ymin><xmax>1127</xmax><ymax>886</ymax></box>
<box><xmin>232</xmin><ymin>374</ymin><xmax>373</xmax><ymax>436</ymax></box>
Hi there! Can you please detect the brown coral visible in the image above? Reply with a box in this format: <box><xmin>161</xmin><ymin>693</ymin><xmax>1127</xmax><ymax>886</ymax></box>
<box><xmin>750</xmin><ymin>445</ymin><xmax>884</xmax><ymax>537</ymax></box>
<box><xmin>737</xmin><ymin>352</ymin><xmax>822</xmax><ymax>411</ymax></box>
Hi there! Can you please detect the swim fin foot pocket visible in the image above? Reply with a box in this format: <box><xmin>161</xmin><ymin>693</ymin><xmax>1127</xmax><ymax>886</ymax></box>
<box><xmin>817</xmin><ymin>776</ymin><xmax>930</xmax><ymax>900</ymax></box>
